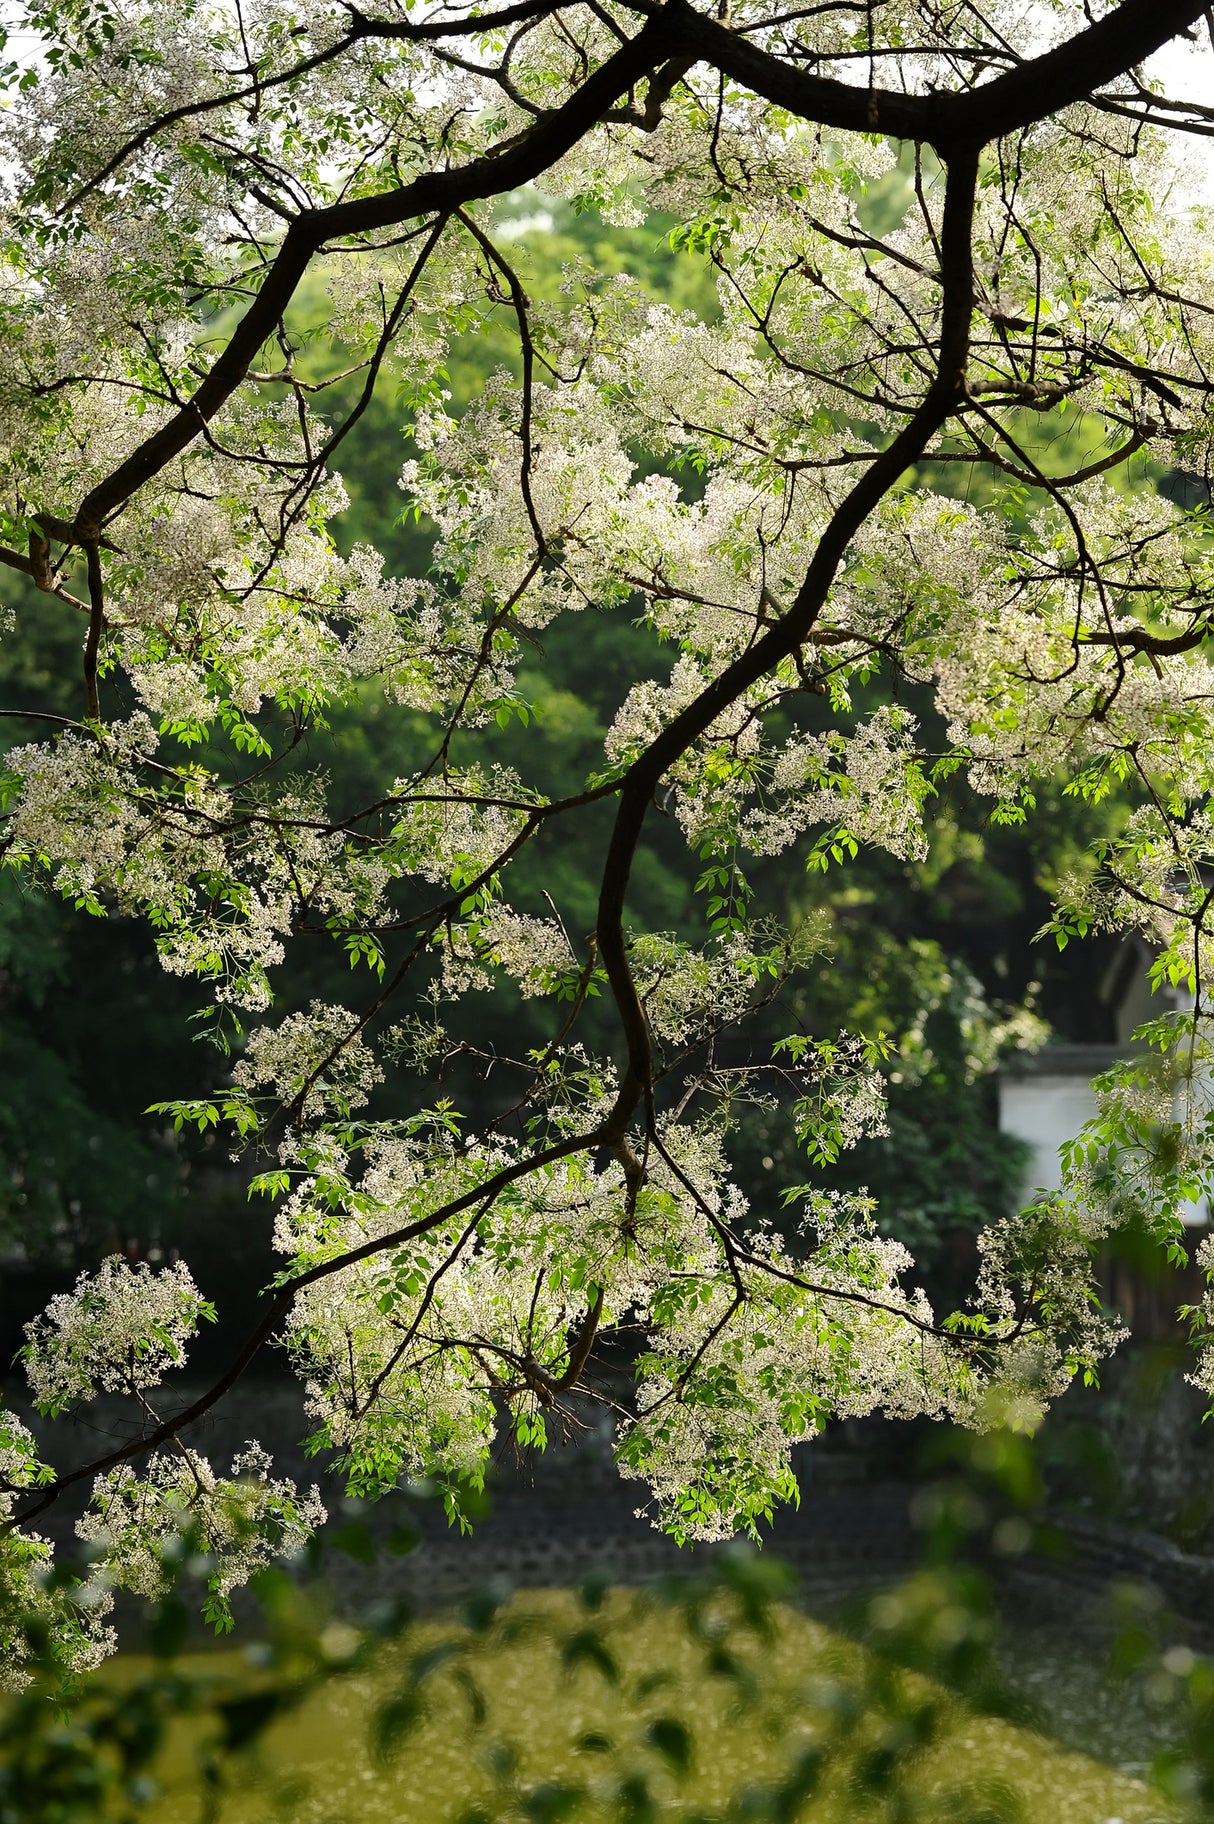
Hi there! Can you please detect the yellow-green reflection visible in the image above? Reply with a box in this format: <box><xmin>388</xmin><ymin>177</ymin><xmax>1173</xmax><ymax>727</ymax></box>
<box><xmin>116</xmin><ymin>1588</ymin><xmax>1179</xmax><ymax>1824</ymax></box>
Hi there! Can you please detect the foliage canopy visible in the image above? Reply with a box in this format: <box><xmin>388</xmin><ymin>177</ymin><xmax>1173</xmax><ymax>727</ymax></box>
<box><xmin>3</xmin><ymin>0</ymin><xmax>1214</xmax><ymax>1666</ymax></box>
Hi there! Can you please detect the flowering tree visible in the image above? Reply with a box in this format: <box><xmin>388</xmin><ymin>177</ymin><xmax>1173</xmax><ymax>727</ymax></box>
<box><xmin>3</xmin><ymin>0</ymin><xmax>1214</xmax><ymax>1669</ymax></box>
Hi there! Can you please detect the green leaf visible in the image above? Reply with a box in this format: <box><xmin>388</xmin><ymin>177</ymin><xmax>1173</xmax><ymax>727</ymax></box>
<box><xmin>645</xmin><ymin>1716</ymin><xmax>692</xmax><ymax>1774</ymax></box>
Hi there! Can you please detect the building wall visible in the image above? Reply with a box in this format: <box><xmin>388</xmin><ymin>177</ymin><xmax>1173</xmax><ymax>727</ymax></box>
<box><xmin>1000</xmin><ymin>1058</ymin><xmax>1209</xmax><ymax>1224</ymax></box>
<box><xmin>998</xmin><ymin>1072</ymin><xmax>1100</xmax><ymax>1196</ymax></box>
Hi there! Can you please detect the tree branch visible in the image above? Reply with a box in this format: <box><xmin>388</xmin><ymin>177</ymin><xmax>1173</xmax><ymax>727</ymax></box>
<box><xmin>69</xmin><ymin>11</ymin><xmax>683</xmax><ymax>539</ymax></box>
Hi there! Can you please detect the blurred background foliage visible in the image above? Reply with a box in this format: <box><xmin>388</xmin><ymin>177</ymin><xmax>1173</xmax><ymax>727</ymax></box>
<box><xmin>2</xmin><ymin>1427</ymin><xmax>1209</xmax><ymax>1824</ymax></box>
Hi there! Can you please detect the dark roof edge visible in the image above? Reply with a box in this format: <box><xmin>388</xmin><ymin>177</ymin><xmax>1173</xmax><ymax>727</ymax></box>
<box><xmin>1001</xmin><ymin>1042</ymin><xmax>1148</xmax><ymax>1080</ymax></box>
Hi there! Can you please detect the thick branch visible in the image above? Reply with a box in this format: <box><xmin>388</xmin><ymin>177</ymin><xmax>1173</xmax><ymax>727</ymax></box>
<box><xmin>62</xmin><ymin>1</ymin><xmax>573</xmax><ymax>214</ymax></box>
<box><xmin>670</xmin><ymin>0</ymin><xmax>1210</xmax><ymax>148</ymax></box>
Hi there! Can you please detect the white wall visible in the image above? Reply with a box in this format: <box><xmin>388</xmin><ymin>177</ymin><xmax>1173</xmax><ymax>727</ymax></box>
<box><xmin>998</xmin><ymin>1074</ymin><xmax>1099</xmax><ymax>1197</ymax></box>
<box><xmin>1000</xmin><ymin>1069</ymin><xmax>1209</xmax><ymax>1224</ymax></box>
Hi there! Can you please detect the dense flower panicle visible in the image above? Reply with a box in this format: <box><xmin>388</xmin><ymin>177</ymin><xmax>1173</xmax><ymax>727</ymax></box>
<box><xmin>383</xmin><ymin>768</ymin><xmax>538</xmax><ymax>886</ymax></box>
<box><xmin>631</xmin><ymin>931</ymin><xmax>762</xmax><ymax>1047</ymax></box>
<box><xmin>234</xmin><ymin>1001</ymin><xmax>383</xmax><ymax>1120</ymax></box>
<box><xmin>77</xmin><ymin>1444</ymin><xmax>326</xmax><ymax>1621</ymax></box>
<box><xmin>22</xmin><ymin>1259</ymin><xmax>213</xmax><ymax>1413</ymax></box>
<box><xmin>0</xmin><ymin>1525</ymin><xmax>116</xmax><ymax>1688</ymax></box>
<box><xmin>1188</xmin><ymin>1236</ymin><xmax>1214</xmax><ymax>1403</ymax></box>
<box><xmin>273</xmin><ymin>1132</ymin><xmax>639</xmax><ymax>1496</ymax></box>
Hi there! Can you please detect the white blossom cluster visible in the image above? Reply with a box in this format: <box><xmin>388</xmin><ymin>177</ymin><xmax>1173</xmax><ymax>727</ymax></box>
<box><xmin>233</xmin><ymin>1001</ymin><xmax>383</xmax><ymax>1121</ymax></box>
<box><xmin>22</xmin><ymin>1259</ymin><xmax>213</xmax><ymax>1414</ymax></box>
<box><xmin>0</xmin><ymin>1415</ymin><xmax>115</xmax><ymax>1685</ymax></box>
<box><xmin>385</xmin><ymin>768</ymin><xmax>538</xmax><ymax>886</ymax></box>
<box><xmin>478</xmin><ymin>909</ymin><xmax>576</xmax><ymax>998</ymax></box>
<box><xmin>632</xmin><ymin>931</ymin><xmax>762</xmax><ymax>1047</ymax></box>
<box><xmin>272</xmin><ymin>1129</ymin><xmax>638</xmax><ymax>1494</ymax></box>
<box><xmin>77</xmin><ymin>1443</ymin><xmax>326</xmax><ymax>1623</ymax></box>
<box><xmin>0</xmin><ymin>1413</ymin><xmax>46</xmax><ymax>1505</ymax></box>
<box><xmin>1187</xmin><ymin>1235</ymin><xmax>1214</xmax><ymax>1406</ymax></box>
<box><xmin>619</xmin><ymin>1193</ymin><xmax>1015</xmax><ymax>1541</ymax></box>
<box><xmin>795</xmin><ymin>1051</ymin><xmax>891</xmax><ymax>1159</ymax></box>
<box><xmin>733</xmin><ymin>707</ymin><xmax>930</xmax><ymax>865</ymax></box>
<box><xmin>0</xmin><ymin>1525</ymin><xmax>116</xmax><ymax>1689</ymax></box>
